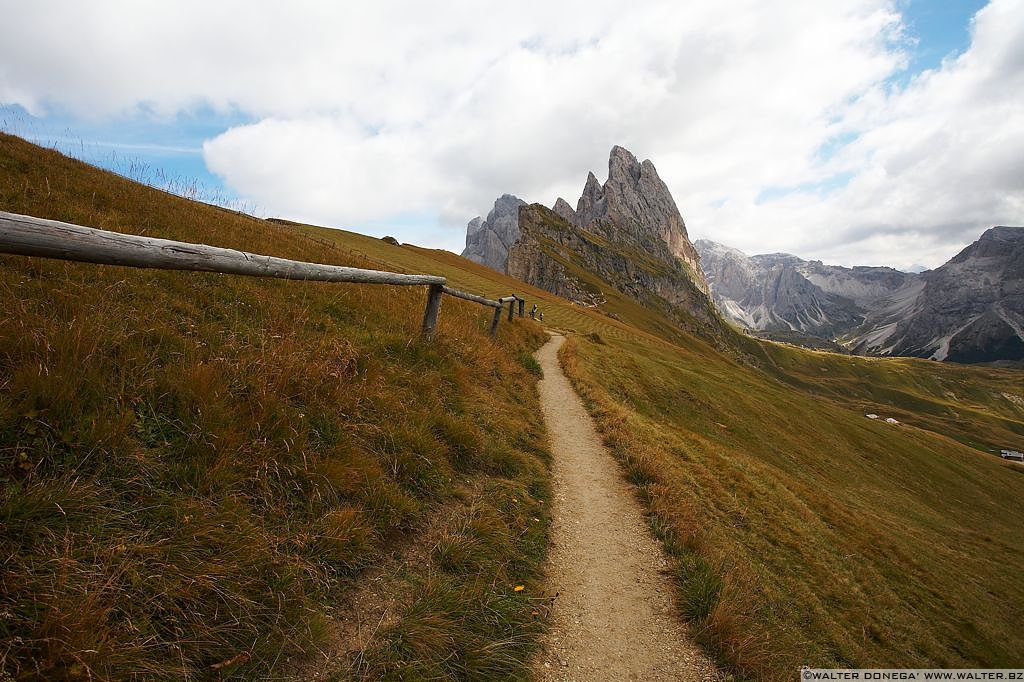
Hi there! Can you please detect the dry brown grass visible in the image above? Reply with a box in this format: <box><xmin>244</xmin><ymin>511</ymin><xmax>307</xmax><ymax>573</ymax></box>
<box><xmin>8</xmin><ymin>130</ymin><xmax>1022</xmax><ymax>681</ymax></box>
<box><xmin>0</xmin><ymin>134</ymin><xmax>551</xmax><ymax>680</ymax></box>
<box><xmin>558</xmin><ymin>331</ymin><xmax>1024</xmax><ymax>679</ymax></box>
<box><xmin>275</xmin><ymin>173</ymin><xmax>1024</xmax><ymax>680</ymax></box>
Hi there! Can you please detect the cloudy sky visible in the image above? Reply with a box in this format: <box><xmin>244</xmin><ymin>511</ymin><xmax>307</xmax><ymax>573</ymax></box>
<box><xmin>1</xmin><ymin>0</ymin><xmax>1021</xmax><ymax>270</ymax></box>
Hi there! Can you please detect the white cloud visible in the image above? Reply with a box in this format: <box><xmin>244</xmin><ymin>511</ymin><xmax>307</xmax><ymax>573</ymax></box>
<box><xmin>688</xmin><ymin>0</ymin><xmax>1024</xmax><ymax>268</ymax></box>
<box><xmin>1</xmin><ymin>0</ymin><xmax>1021</xmax><ymax>268</ymax></box>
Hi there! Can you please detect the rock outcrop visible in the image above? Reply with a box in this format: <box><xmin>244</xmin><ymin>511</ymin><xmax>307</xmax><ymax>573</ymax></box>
<box><xmin>552</xmin><ymin>197</ymin><xmax>576</xmax><ymax>224</ymax></box>
<box><xmin>460</xmin><ymin>145</ymin><xmax>718</xmax><ymax>337</ymax></box>
<box><xmin>505</xmin><ymin>207</ymin><xmax>606</xmax><ymax>308</ymax></box>
<box><xmin>569</xmin><ymin>146</ymin><xmax>709</xmax><ymax>297</ymax></box>
<box><xmin>461</xmin><ymin>194</ymin><xmax>526</xmax><ymax>271</ymax></box>
<box><xmin>507</xmin><ymin>204</ymin><xmax>720</xmax><ymax>336</ymax></box>
<box><xmin>460</xmin><ymin>146</ymin><xmax>709</xmax><ymax>299</ymax></box>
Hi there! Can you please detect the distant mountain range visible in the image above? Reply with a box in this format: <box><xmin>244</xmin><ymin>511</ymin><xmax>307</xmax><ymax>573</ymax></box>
<box><xmin>697</xmin><ymin>227</ymin><xmax>1024</xmax><ymax>362</ymax></box>
<box><xmin>461</xmin><ymin>146</ymin><xmax>1023</xmax><ymax>364</ymax></box>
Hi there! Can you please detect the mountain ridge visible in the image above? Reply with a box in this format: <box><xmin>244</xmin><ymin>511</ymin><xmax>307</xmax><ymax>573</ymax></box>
<box><xmin>464</xmin><ymin>145</ymin><xmax>716</xmax><ymax>337</ymax></box>
<box><xmin>696</xmin><ymin>226</ymin><xmax>1024</xmax><ymax>363</ymax></box>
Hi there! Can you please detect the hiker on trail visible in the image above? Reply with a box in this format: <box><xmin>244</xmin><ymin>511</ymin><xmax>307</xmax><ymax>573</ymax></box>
<box><xmin>539</xmin><ymin>311</ymin><xmax>544</xmax><ymax>322</ymax></box>
<box><xmin>530</xmin><ymin>303</ymin><xmax>538</xmax><ymax>319</ymax></box>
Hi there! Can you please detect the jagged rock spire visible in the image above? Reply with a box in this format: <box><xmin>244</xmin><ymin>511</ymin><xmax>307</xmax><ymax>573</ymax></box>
<box><xmin>460</xmin><ymin>145</ymin><xmax>710</xmax><ymax>296</ymax></box>
<box><xmin>552</xmin><ymin>197</ymin><xmax>576</xmax><ymax>223</ymax></box>
<box><xmin>461</xmin><ymin>194</ymin><xmax>526</xmax><ymax>272</ymax></box>
<box><xmin>574</xmin><ymin>146</ymin><xmax>708</xmax><ymax>295</ymax></box>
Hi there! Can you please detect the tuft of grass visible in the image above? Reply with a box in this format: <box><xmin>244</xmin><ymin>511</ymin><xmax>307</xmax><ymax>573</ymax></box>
<box><xmin>517</xmin><ymin>352</ymin><xmax>544</xmax><ymax>378</ymax></box>
<box><xmin>311</xmin><ymin>507</ymin><xmax>379</xmax><ymax>571</ymax></box>
<box><xmin>675</xmin><ymin>553</ymin><xmax>723</xmax><ymax>623</ymax></box>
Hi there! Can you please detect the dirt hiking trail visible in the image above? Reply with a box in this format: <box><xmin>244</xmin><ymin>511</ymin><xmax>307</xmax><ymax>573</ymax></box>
<box><xmin>533</xmin><ymin>334</ymin><xmax>722</xmax><ymax>681</ymax></box>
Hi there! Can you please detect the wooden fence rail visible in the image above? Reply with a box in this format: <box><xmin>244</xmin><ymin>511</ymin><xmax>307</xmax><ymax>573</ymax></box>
<box><xmin>441</xmin><ymin>285</ymin><xmax>501</xmax><ymax>309</ymax></box>
<box><xmin>0</xmin><ymin>210</ymin><xmax>528</xmax><ymax>339</ymax></box>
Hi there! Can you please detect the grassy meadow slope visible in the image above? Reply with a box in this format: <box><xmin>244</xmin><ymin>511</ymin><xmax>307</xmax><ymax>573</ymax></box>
<box><xmin>560</xmin><ymin>333</ymin><xmax>1024</xmax><ymax>676</ymax></box>
<box><xmin>0</xmin><ymin>134</ymin><xmax>552</xmax><ymax>680</ymax></box>
<box><xmin>4</xmin><ymin>131</ymin><xmax>1023</xmax><ymax>681</ymax></box>
<box><xmin>299</xmin><ymin>212</ymin><xmax>1024</xmax><ymax>676</ymax></box>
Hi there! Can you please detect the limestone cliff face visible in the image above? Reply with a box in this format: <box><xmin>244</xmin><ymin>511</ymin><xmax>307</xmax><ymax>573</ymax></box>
<box><xmin>697</xmin><ymin>227</ymin><xmax>1024</xmax><ymax>362</ymax></box>
<box><xmin>696</xmin><ymin>239</ymin><xmax>871</xmax><ymax>337</ymax></box>
<box><xmin>507</xmin><ymin>204</ymin><xmax>719</xmax><ymax>335</ymax></box>
<box><xmin>464</xmin><ymin>145</ymin><xmax>717</xmax><ymax>336</ymax></box>
<box><xmin>461</xmin><ymin>194</ymin><xmax>526</xmax><ymax>271</ymax></box>
<box><xmin>571</xmin><ymin>146</ymin><xmax>709</xmax><ymax>297</ymax></box>
<box><xmin>504</xmin><ymin>210</ymin><xmax>604</xmax><ymax>308</ymax></box>
<box><xmin>857</xmin><ymin>226</ymin><xmax>1024</xmax><ymax>362</ymax></box>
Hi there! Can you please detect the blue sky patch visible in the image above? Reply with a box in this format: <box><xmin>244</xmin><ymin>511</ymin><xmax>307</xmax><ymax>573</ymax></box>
<box><xmin>755</xmin><ymin>172</ymin><xmax>856</xmax><ymax>205</ymax></box>
<box><xmin>889</xmin><ymin>0</ymin><xmax>988</xmax><ymax>88</ymax></box>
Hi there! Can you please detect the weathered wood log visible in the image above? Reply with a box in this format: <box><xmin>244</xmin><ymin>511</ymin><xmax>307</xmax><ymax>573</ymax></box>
<box><xmin>517</xmin><ymin>298</ymin><xmax>525</xmax><ymax>318</ymax></box>
<box><xmin>441</xmin><ymin>285</ymin><xmax>501</xmax><ymax>308</ymax></box>
<box><xmin>421</xmin><ymin>283</ymin><xmax>444</xmax><ymax>338</ymax></box>
<box><xmin>0</xmin><ymin>211</ymin><xmax>446</xmax><ymax>286</ymax></box>
<box><xmin>490</xmin><ymin>306</ymin><xmax>503</xmax><ymax>337</ymax></box>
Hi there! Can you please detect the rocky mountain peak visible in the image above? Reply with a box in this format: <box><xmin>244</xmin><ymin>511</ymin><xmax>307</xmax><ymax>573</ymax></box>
<box><xmin>581</xmin><ymin>146</ymin><xmax>707</xmax><ymax>295</ymax></box>
<box><xmin>461</xmin><ymin>144</ymin><xmax>711</xmax><ymax>299</ymax></box>
<box><xmin>983</xmin><ymin>225</ymin><xmax>1021</xmax><ymax>240</ymax></box>
<box><xmin>697</xmin><ymin>228</ymin><xmax>1024</xmax><ymax>363</ymax></box>
<box><xmin>460</xmin><ymin>194</ymin><xmax>527</xmax><ymax>272</ymax></box>
<box><xmin>552</xmin><ymin>197</ymin><xmax>576</xmax><ymax>223</ymax></box>
<box><xmin>951</xmin><ymin>225</ymin><xmax>1023</xmax><ymax>263</ymax></box>
<box><xmin>608</xmin><ymin>145</ymin><xmax>642</xmax><ymax>184</ymax></box>
<box><xmin>487</xmin><ymin>194</ymin><xmax>525</xmax><ymax>229</ymax></box>
<box><xmin>576</xmin><ymin>171</ymin><xmax>606</xmax><ymax>225</ymax></box>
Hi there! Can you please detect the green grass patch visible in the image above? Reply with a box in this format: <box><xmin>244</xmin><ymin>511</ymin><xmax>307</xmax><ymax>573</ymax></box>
<box><xmin>517</xmin><ymin>352</ymin><xmax>544</xmax><ymax>378</ymax></box>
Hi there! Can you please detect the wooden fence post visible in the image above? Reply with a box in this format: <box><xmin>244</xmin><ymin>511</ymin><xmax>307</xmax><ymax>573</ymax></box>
<box><xmin>490</xmin><ymin>305</ymin><xmax>502</xmax><ymax>337</ymax></box>
<box><xmin>507</xmin><ymin>298</ymin><xmax>515</xmax><ymax>322</ymax></box>
<box><xmin>517</xmin><ymin>298</ymin><xmax>525</xmax><ymax>318</ymax></box>
<box><xmin>421</xmin><ymin>283</ymin><xmax>444</xmax><ymax>338</ymax></box>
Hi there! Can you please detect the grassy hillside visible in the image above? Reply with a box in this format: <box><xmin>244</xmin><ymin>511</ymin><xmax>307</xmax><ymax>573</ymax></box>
<box><xmin>0</xmin><ymin>134</ymin><xmax>552</xmax><ymax>680</ymax></box>
<box><xmin>292</xmin><ymin>206</ymin><xmax>1024</xmax><ymax>677</ymax></box>
<box><xmin>4</xmin><ymin>132</ymin><xmax>1023</xmax><ymax>680</ymax></box>
<box><xmin>560</xmin><ymin>333</ymin><xmax>1024</xmax><ymax>676</ymax></box>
